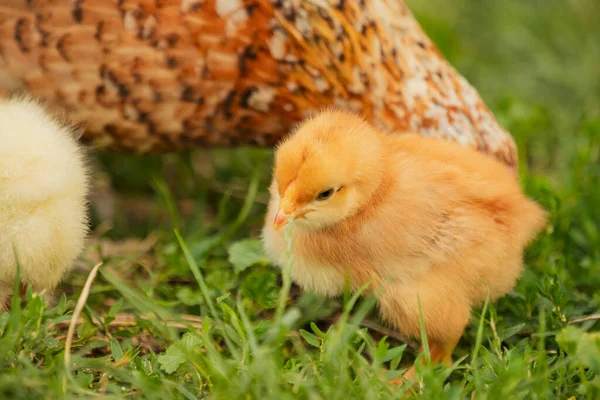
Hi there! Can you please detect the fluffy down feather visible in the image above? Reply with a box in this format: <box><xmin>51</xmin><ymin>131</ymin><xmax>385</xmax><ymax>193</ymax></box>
<box><xmin>262</xmin><ymin>108</ymin><xmax>547</xmax><ymax>384</ymax></box>
<box><xmin>0</xmin><ymin>96</ymin><xmax>89</xmax><ymax>305</ymax></box>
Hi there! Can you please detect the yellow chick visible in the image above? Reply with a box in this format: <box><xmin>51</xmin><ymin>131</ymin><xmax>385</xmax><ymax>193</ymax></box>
<box><xmin>261</xmin><ymin>108</ymin><xmax>547</xmax><ymax>382</ymax></box>
<box><xmin>0</xmin><ymin>96</ymin><xmax>89</xmax><ymax>309</ymax></box>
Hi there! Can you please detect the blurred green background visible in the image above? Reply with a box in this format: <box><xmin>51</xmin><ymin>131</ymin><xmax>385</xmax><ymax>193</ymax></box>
<box><xmin>409</xmin><ymin>0</ymin><xmax>599</xmax><ymax>175</ymax></box>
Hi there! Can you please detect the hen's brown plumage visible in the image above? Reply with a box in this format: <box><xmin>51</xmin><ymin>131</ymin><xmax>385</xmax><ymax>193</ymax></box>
<box><xmin>1</xmin><ymin>0</ymin><xmax>517</xmax><ymax>169</ymax></box>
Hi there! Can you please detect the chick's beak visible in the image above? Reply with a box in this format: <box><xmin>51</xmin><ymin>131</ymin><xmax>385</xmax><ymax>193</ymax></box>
<box><xmin>273</xmin><ymin>203</ymin><xmax>312</xmax><ymax>231</ymax></box>
<box><xmin>273</xmin><ymin>207</ymin><xmax>290</xmax><ymax>231</ymax></box>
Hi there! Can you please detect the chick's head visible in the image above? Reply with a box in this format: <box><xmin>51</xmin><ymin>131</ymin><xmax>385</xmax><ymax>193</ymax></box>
<box><xmin>271</xmin><ymin>109</ymin><xmax>385</xmax><ymax>231</ymax></box>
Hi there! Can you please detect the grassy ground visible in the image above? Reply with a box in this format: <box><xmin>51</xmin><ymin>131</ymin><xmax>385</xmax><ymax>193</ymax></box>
<box><xmin>2</xmin><ymin>0</ymin><xmax>599</xmax><ymax>398</ymax></box>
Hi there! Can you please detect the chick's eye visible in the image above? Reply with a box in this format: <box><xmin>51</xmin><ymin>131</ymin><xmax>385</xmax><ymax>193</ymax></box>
<box><xmin>316</xmin><ymin>188</ymin><xmax>334</xmax><ymax>201</ymax></box>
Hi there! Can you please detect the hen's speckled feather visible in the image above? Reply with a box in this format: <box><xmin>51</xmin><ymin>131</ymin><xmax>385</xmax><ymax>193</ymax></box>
<box><xmin>0</xmin><ymin>0</ymin><xmax>516</xmax><ymax>169</ymax></box>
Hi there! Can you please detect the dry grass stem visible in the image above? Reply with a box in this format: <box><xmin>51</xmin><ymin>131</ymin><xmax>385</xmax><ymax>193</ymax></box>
<box><xmin>64</xmin><ymin>262</ymin><xmax>103</xmax><ymax>368</ymax></box>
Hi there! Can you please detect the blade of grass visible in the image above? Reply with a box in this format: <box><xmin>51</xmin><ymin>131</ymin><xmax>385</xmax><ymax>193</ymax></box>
<box><xmin>9</xmin><ymin>245</ymin><xmax>22</xmax><ymax>334</ymax></box>
<box><xmin>468</xmin><ymin>283</ymin><xmax>490</xmax><ymax>392</ymax></box>
<box><xmin>174</xmin><ymin>229</ymin><xmax>218</xmax><ymax>319</ymax></box>
<box><xmin>275</xmin><ymin>223</ymin><xmax>294</xmax><ymax>323</ymax></box>
<box><xmin>153</xmin><ymin>178</ymin><xmax>182</xmax><ymax>232</ymax></box>
<box><xmin>472</xmin><ymin>282</ymin><xmax>491</xmax><ymax>362</ymax></box>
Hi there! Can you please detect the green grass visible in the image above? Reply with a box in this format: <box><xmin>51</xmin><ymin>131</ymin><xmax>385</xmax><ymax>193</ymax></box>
<box><xmin>2</xmin><ymin>0</ymin><xmax>599</xmax><ymax>398</ymax></box>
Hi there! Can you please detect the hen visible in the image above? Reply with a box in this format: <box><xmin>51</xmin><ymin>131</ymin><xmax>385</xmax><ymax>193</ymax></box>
<box><xmin>0</xmin><ymin>0</ymin><xmax>516</xmax><ymax>168</ymax></box>
<box><xmin>261</xmin><ymin>108</ymin><xmax>546</xmax><ymax>382</ymax></box>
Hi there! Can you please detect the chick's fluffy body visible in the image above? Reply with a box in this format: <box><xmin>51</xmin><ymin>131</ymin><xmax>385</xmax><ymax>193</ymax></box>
<box><xmin>262</xmin><ymin>109</ymin><xmax>546</xmax><ymax>349</ymax></box>
<box><xmin>0</xmin><ymin>97</ymin><xmax>89</xmax><ymax>301</ymax></box>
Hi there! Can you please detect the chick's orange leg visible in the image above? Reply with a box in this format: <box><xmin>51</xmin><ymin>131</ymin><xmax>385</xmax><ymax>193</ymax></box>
<box><xmin>395</xmin><ymin>336</ymin><xmax>460</xmax><ymax>385</ymax></box>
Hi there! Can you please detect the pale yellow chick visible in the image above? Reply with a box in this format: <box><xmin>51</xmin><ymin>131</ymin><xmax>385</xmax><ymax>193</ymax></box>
<box><xmin>261</xmin><ymin>108</ymin><xmax>546</xmax><ymax>382</ymax></box>
<box><xmin>0</xmin><ymin>96</ymin><xmax>89</xmax><ymax>308</ymax></box>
